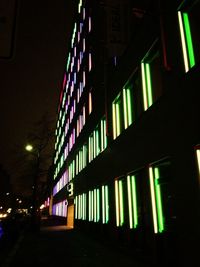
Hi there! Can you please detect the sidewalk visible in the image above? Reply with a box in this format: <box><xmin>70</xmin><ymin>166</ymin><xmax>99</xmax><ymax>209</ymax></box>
<box><xmin>1</xmin><ymin>216</ymin><xmax>150</xmax><ymax>267</ymax></box>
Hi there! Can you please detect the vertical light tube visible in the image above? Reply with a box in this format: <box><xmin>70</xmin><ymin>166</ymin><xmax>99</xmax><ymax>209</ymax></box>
<box><xmin>93</xmin><ymin>131</ymin><xmax>96</xmax><ymax>158</ymax></box>
<box><xmin>178</xmin><ymin>11</ymin><xmax>189</xmax><ymax>72</ymax></box>
<box><xmin>84</xmin><ymin>193</ymin><xmax>87</xmax><ymax>220</ymax></box>
<box><xmin>183</xmin><ymin>12</ymin><xmax>195</xmax><ymax>68</ymax></box>
<box><xmin>91</xmin><ymin>190</ymin><xmax>94</xmax><ymax>221</ymax></box>
<box><xmin>101</xmin><ymin>119</ymin><xmax>104</xmax><ymax>151</ymax></box>
<box><xmin>149</xmin><ymin>167</ymin><xmax>158</xmax><ymax>234</ymax></box>
<box><xmin>97</xmin><ymin>188</ymin><xmax>100</xmax><ymax>222</ymax></box>
<box><xmin>131</xmin><ymin>175</ymin><xmax>138</xmax><ymax>228</ymax></box>
<box><xmin>78</xmin><ymin>195</ymin><xmax>81</xmax><ymax>219</ymax></box>
<box><xmin>127</xmin><ymin>89</ymin><xmax>133</xmax><ymax>126</ymax></box>
<box><xmin>116</xmin><ymin>103</ymin><xmax>121</xmax><ymax>137</ymax></box>
<box><xmin>196</xmin><ymin>149</ymin><xmax>200</xmax><ymax>179</ymax></box>
<box><xmin>78</xmin><ymin>0</ymin><xmax>82</xmax><ymax>13</ymax></box>
<box><xmin>141</xmin><ymin>62</ymin><xmax>148</xmax><ymax>111</ymax></box>
<box><xmin>104</xmin><ymin>119</ymin><xmax>107</xmax><ymax>148</ymax></box>
<box><xmin>112</xmin><ymin>103</ymin><xmax>117</xmax><ymax>139</ymax></box>
<box><xmin>83</xmin><ymin>105</ymin><xmax>86</xmax><ymax>126</ymax></box>
<box><xmin>154</xmin><ymin>168</ymin><xmax>164</xmax><ymax>232</ymax></box>
<box><xmin>127</xmin><ymin>175</ymin><xmax>133</xmax><ymax>229</ymax></box>
<box><xmin>145</xmin><ymin>63</ymin><xmax>153</xmax><ymax>107</ymax></box>
<box><xmin>115</xmin><ymin>180</ymin><xmax>120</xmax><ymax>227</ymax></box>
<box><xmin>83</xmin><ymin>71</ymin><xmax>86</xmax><ymax>88</ymax></box>
<box><xmin>76</xmin><ymin>154</ymin><xmax>79</xmax><ymax>175</ymax></box>
<box><xmin>96</xmin><ymin>129</ymin><xmax>99</xmax><ymax>156</ymax></box>
<box><xmin>94</xmin><ymin>189</ymin><xmax>97</xmax><ymax>222</ymax></box>
<box><xmin>123</xmin><ymin>89</ymin><xmax>128</xmax><ymax>129</ymax></box>
<box><xmin>89</xmin><ymin>92</ymin><xmax>92</xmax><ymax>114</ymax></box>
<box><xmin>102</xmin><ymin>186</ymin><xmax>105</xmax><ymax>224</ymax></box>
<box><xmin>89</xmin><ymin>17</ymin><xmax>91</xmax><ymax>32</ymax></box>
<box><xmin>83</xmin><ymin>38</ymin><xmax>85</xmax><ymax>53</ymax></box>
<box><xmin>105</xmin><ymin>185</ymin><xmax>109</xmax><ymax>223</ymax></box>
<box><xmin>89</xmin><ymin>137</ymin><xmax>91</xmax><ymax>162</ymax></box>
<box><xmin>119</xmin><ymin>180</ymin><xmax>124</xmax><ymax>226</ymax></box>
<box><xmin>89</xmin><ymin>53</ymin><xmax>92</xmax><ymax>71</ymax></box>
<box><xmin>83</xmin><ymin>145</ymin><xmax>86</xmax><ymax>168</ymax></box>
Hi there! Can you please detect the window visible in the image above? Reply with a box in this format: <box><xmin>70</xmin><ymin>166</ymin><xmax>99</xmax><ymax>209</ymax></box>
<box><xmin>102</xmin><ymin>185</ymin><xmax>109</xmax><ymax>224</ymax></box>
<box><xmin>141</xmin><ymin>40</ymin><xmax>163</xmax><ymax>111</ymax></box>
<box><xmin>88</xmin><ymin>188</ymin><xmax>100</xmax><ymax>222</ymax></box>
<box><xmin>149</xmin><ymin>159</ymin><xmax>172</xmax><ymax>234</ymax></box>
<box><xmin>178</xmin><ymin>1</ymin><xmax>200</xmax><ymax>72</ymax></box>
<box><xmin>100</xmin><ymin>117</ymin><xmax>107</xmax><ymax>151</ymax></box>
<box><xmin>122</xmin><ymin>88</ymin><xmax>133</xmax><ymax>129</ymax></box>
<box><xmin>127</xmin><ymin>174</ymin><xmax>138</xmax><ymax>229</ymax></box>
<box><xmin>115</xmin><ymin>178</ymin><xmax>125</xmax><ymax>227</ymax></box>
<box><xmin>112</xmin><ymin>93</ymin><xmax>123</xmax><ymax>139</ymax></box>
<box><xmin>75</xmin><ymin>193</ymin><xmax>87</xmax><ymax>220</ymax></box>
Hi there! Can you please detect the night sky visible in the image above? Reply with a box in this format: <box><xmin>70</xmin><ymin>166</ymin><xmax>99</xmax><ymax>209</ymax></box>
<box><xmin>0</xmin><ymin>0</ymin><xmax>77</xmax><ymax>195</ymax></box>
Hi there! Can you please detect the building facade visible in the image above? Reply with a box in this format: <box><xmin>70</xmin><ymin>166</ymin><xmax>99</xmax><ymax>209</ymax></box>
<box><xmin>51</xmin><ymin>0</ymin><xmax>200</xmax><ymax>266</ymax></box>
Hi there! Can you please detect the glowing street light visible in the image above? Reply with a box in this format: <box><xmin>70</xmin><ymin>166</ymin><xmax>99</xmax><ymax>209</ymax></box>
<box><xmin>25</xmin><ymin>144</ymin><xmax>33</xmax><ymax>152</ymax></box>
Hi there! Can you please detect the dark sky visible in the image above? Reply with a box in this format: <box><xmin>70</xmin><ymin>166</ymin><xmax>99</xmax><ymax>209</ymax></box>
<box><xmin>0</xmin><ymin>0</ymin><xmax>77</xmax><ymax>194</ymax></box>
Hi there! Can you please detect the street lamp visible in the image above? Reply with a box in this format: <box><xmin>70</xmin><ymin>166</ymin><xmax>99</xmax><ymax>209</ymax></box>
<box><xmin>25</xmin><ymin>144</ymin><xmax>33</xmax><ymax>152</ymax></box>
<box><xmin>25</xmin><ymin>144</ymin><xmax>41</xmax><ymax>231</ymax></box>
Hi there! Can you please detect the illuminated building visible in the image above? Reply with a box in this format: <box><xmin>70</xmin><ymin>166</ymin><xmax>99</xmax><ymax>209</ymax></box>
<box><xmin>51</xmin><ymin>0</ymin><xmax>199</xmax><ymax>266</ymax></box>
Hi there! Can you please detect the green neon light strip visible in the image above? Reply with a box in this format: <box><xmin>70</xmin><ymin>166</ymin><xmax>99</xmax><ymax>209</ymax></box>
<box><xmin>89</xmin><ymin>191</ymin><xmax>91</xmax><ymax>221</ymax></box>
<box><xmin>94</xmin><ymin>189</ymin><xmax>97</xmax><ymax>222</ymax></box>
<box><xmin>154</xmin><ymin>168</ymin><xmax>164</xmax><ymax>232</ymax></box>
<box><xmin>105</xmin><ymin>185</ymin><xmax>109</xmax><ymax>223</ymax></box>
<box><xmin>145</xmin><ymin>63</ymin><xmax>153</xmax><ymax>107</ymax></box>
<box><xmin>84</xmin><ymin>193</ymin><xmax>87</xmax><ymax>220</ymax></box>
<box><xmin>96</xmin><ymin>130</ymin><xmax>99</xmax><ymax>156</ymax></box>
<box><xmin>78</xmin><ymin>0</ymin><xmax>82</xmax><ymax>13</ymax></box>
<box><xmin>149</xmin><ymin>167</ymin><xmax>158</xmax><ymax>234</ymax></box>
<box><xmin>93</xmin><ymin>131</ymin><xmax>96</xmax><ymax>158</ymax></box>
<box><xmin>81</xmin><ymin>194</ymin><xmax>83</xmax><ymax>219</ymax></box>
<box><xmin>127</xmin><ymin>175</ymin><xmax>133</xmax><ymax>229</ymax></box>
<box><xmin>112</xmin><ymin>103</ymin><xmax>117</xmax><ymax>139</ymax></box>
<box><xmin>78</xmin><ymin>195</ymin><xmax>81</xmax><ymax>219</ymax></box>
<box><xmin>104</xmin><ymin>119</ymin><xmax>107</xmax><ymax>148</ymax></box>
<box><xmin>83</xmin><ymin>145</ymin><xmax>86</xmax><ymax>168</ymax></box>
<box><xmin>101</xmin><ymin>120</ymin><xmax>104</xmax><ymax>151</ymax></box>
<box><xmin>127</xmin><ymin>89</ymin><xmax>133</xmax><ymax>126</ymax></box>
<box><xmin>89</xmin><ymin>137</ymin><xmax>91</xmax><ymax>162</ymax></box>
<box><xmin>123</xmin><ymin>89</ymin><xmax>128</xmax><ymax>129</ymax></box>
<box><xmin>116</xmin><ymin>103</ymin><xmax>121</xmax><ymax>137</ymax></box>
<box><xmin>97</xmin><ymin>189</ymin><xmax>100</xmax><ymax>222</ymax></box>
<box><xmin>131</xmin><ymin>175</ymin><xmax>138</xmax><ymax>228</ymax></box>
<box><xmin>183</xmin><ymin>12</ymin><xmax>195</xmax><ymax>68</ymax></box>
<box><xmin>115</xmin><ymin>180</ymin><xmax>120</xmax><ymax>227</ymax></box>
<box><xmin>102</xmin><ymin>186</ymin><xmax>105</xmax><ymax>223</ymax></box>
<box><xmin>82</xmin><ymin>194</ymin><xmax>84</xmax><ymax>220</ymax></box>
<box><xmin>141</xmin><ymin>63</ymin><xmax>148</xmax><ymax>111</ymax></box>
<box><xmin>91</xmin><ymin>191</ymin><xmax>94</xmax><ymax>221</ymax></box>
<box><xmin>119</xmin><ymin>180</ymin><xmax>124</xmax><ymax>226</ymax></box>
<box><xmin>178</xmin><ymin>11</ymin><xmax>189</xmax><ymax>72</ymax></box>
<box><xmin>91</xmin><ymin>135</ymin><xmax>94</xmax><ymax>160</ymax></box>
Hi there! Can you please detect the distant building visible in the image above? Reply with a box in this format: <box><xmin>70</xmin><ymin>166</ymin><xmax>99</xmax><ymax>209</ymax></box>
<box><xmin>51</xmin><ymin>0</ymin><xmax>200</xmax><ymax>266</ymax></box>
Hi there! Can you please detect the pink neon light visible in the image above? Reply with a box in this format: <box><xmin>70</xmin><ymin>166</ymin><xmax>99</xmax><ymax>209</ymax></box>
<box><xmin>83</xmin><ymin>71</ymin><xmax>86</xmax><ymax>88</ymax></box>
<box><xmin>89</xmin><ymin>53</ymin><xmax>92</xmax><ymax>71</ymax></box>
<box><xmin>89</xmin><ymin>17</ymin><xmax>91</xmax><ymax>32</ymax></box>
